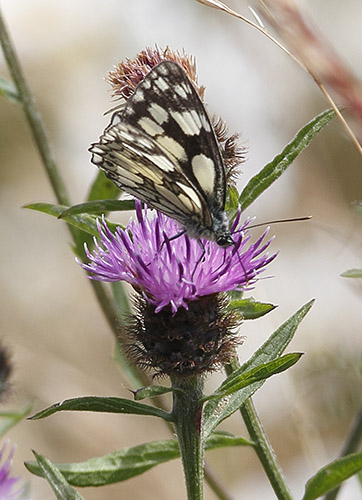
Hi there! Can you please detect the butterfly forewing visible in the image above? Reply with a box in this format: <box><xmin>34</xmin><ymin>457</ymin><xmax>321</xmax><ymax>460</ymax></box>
<box><xmin>92</xmin><ymin>120</ymin><xmax>210</xmax><ymax>225</ymax></box>
<box><xmin>119</xmin><ymin>61</ymin><xmax>226</xmax><ymax>209</ymax></box>
<box><xmin>89</xmin><ymin>60</ymin><xmax>233</xmax><ymax>246</ymax></box>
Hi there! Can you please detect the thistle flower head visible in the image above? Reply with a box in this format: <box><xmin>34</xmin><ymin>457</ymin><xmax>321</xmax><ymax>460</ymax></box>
<box><xmin>80</xmin><ymin>204</ymin><xmax>276</xmax><ymax>376</ymax></box>
<box><xmin>82</xmin><ymin>202</ymin><xmax>275</xmax><ymax>314</ymax></box>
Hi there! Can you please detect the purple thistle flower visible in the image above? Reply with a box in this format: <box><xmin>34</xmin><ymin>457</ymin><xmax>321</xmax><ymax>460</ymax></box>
<box><xmin>0</xmin><ymin>441</ymin><xmax>28</xmax><ymax>500</ymax></box>
<box><xmin>80</xmin><ymin>202</ymin><xmax>277</xmax><ymax>375</ymax></box>
<box><xmin>81</xmin><ymin>201</ymin><xmax>276</xmax><ymax>314</ymax></box>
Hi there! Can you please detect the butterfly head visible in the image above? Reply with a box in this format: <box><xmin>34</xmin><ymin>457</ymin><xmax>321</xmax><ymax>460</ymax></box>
<box><xmin>212</xmin><ymin>209</ymin><xmax>234</xmax><ymax>248</ymax></box>
<box><xmin>216</xmin><ymin>232</ymin><xmax>234</xmax><ymax>248</ymax></box>
<box><xmin>184</xmin><ymin>208</ymin><xmax>234</xmax><ymax>248</ymax></box>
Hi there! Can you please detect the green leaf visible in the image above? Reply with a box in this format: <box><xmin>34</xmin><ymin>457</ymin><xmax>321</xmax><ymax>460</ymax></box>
<box><xmin>26</xmin><ymin>434</ymin><xmax>249</xmax><ymax>487</ymax></box>
<box><xmin>24</xmin><ymin>202</ymin><xmax>118</xmax><ymax>237</ymax></box>
<box><xmin>206</xmin><ymin>431</ymin><xmax>253</xmax><ymax>448</ymax></box>
<box><xmin>0</xmin><ymin>77</ymin><xmax>20</xmax><ymax>103</ymax></box>
<box><xmin>225</xmin><ymin>185</ymin><xmax>240</xmax><ymax>217</ymax></box>
<box><xmin>87</xmin><ymin>170</ymin><xmax>122</xmax><ymax>201</ymax></box>
<box><xmin>0</xmin><ymin>402</ymin><xmax>32</xmax><ymax>438</ymax></box>
<box><xmin>26</xmin><ymin>440</ymin><xmax>181</xmax><ymax>486</ymax></box>
<box><xmin>203</xmin><ymin>300</ymin><xmax>314</xmax><ymax>436</ymax></box>
<box><xmin>239</xmin><ymin>108</ymin><xmax>335</xmax><ymax>211</ymax></box>
<box><xmin>133</xmin><ymin>385</ymin><xmax>175</xmax><ymax>401</ymax></box>
<box><xmin>302</xmin><ymin>452</ymin><xmax>362</xmax><ymax>500</ymax></box>
<box><xmin>58</xmin><ymin>200</ymin><xmax>134</xmax><ymax>219</ymax></box>
<box><xmin>341</xmin><ymin>268</ymin><xmax>362</xmax><ymax>278</ymax></box>
<box><xmin>203</xmin><ymin>353</ymin><xmax>302</xmax><ymax>402</ymax></box>
<box><xmin>229</xmin><ymin>298</ymin><xmax>276</xmax><ymax>319</ymax></box>
<box><xmin>30</xmin><ymin>396</ymin><xmax>172</xmax><ymax>421</ymax></box>
<box><xmin>32</xmin><ymin>451</ymin><xmax>84</xmax><ymax>500</ymax></box>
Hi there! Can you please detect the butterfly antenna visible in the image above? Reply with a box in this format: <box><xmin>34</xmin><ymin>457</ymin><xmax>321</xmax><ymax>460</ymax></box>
<box><xmin>234</xmin><ymin>215</ymin><xmax>311</xmax><ymax>233</ymax></box>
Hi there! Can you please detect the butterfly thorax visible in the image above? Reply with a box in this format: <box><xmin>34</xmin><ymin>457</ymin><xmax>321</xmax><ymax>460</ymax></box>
<box><xmin>184</xmin><ymin>208</ymin><xmax>234</xmax><ymax>248</ymax></box>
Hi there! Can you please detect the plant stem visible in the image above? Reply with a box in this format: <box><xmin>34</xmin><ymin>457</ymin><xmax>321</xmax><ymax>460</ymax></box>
<box><xmin>171</xmin><ymin>375</ymin><xmax>205</xmax><ymax>500</ymax></box>
<box><xmin>241</xmin><ymin>398</ymin><xmax>294</xmax><ymax>500</ymax></box>
<box><xmin>0</xmin><ymin>10</ymin><xmax>70</xmax><ymax>206</ymax></box>
<box><xmin>0</xmin><ymin>13</ymin><xmax>232</xmax><ymax>499</ymax></box>
<box><xmin>225</xmin><ymin>359</ymin><xmax>293</xmax><ymax>500</ymax></box>
<box><xmin>0</xmin><ymin>8</ymin><xmax>124</xmax><ymax>340</ymax></box>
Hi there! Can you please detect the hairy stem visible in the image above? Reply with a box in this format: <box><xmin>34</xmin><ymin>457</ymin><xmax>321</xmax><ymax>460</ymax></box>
<box><xmin>226</xmin><ymin>360</ymin><xmax>294</xmax><ymax>500</ymax></box>
<box><xmin>172</xmin><ymin>375</ymin><xmax>205</xmax><ymax>500</ymax></box>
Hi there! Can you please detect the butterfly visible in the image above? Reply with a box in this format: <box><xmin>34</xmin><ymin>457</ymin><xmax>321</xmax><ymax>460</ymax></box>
<box><xmin>89</xmin><ymin>60</ymin><xmax>234</xmax><ymax>247</ymax></box>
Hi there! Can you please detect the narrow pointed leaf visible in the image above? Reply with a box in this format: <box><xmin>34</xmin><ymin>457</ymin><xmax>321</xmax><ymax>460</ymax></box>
<box><xmin>133</xmin><ymin>385</ymin><xmax>175</xmax><ymax>401</ymax></box>
<box><xmin>0</xmin><ymin>77</ymin><xmax>20</xmax><ymax>103</ymax></box>
<box><xmin>24</xmin><ymin>202</ymin><xmax>118</xmax><ymax>236</ymax></box>
<box><xmin>239</xmin><ymin>108</ymin><xmax>335</xmax><ymax>211</ymax></box>
<box><xmin>206</xmin><ymin>431</ymin><xmax>253</xmax><ymax>448</ymax></box>
<box><xmin>203</xmin><ymin>300</ymin><xmax>314</xmax><ymax>436</ymax></box>
<box><xmin>302</xmin><ymin>452</ymin><xmax>362</xmax><ymax>500</ymax></box>
<box><xmin>111</xmin><ymin>281</ymin><xmax>131</xmax><ymax>316</ymax></box>
<box><xmin>87</xmin><ymin>170</ymin><xmax>122</xmax><ymax>201</ymax></box>
<box><xmin>341</xmin><ymin>269</ymin><xmax>362</xmax><ymax>278</ymax></box>
<box><xmin>30</xmin><ymin>396</ymin><xmax>172</xmax><ymax>421</ymax></box>
<box><xmin>58</xmin><ymin>200</ymin><xmax>133</xmax><ymax>219</ymax></box>
<box><xmin>26</xmin><ymin>434</ymin><xmax>250</xmax><ymax>486</ymax></box>
<box><xmin>203</xmin><ymin>353</ymin><xmax>302</xmax><ymax>402</ymax></box>
<box><xmin>26</xmin><ymin>440</ymin><xmax>180</xmax><ymax>486</ymax></box>
<box><xmin>32</xmin><ymin>451</ymin><xmax>84</xmax><ymax>500</ymax></box>
<box><xmin>225</xmin><ymin>185</ymin><xmax>240</xmax><ymax>215</ymax></box>
<box><xmin>229</xmin><ymin>298</ymin><xmax>276</xmax><ymax>319</ymax></box>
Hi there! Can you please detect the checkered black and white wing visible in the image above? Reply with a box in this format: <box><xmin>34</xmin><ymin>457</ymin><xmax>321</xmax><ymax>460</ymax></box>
<box><xmin>89</xmin><ymin>60</ymin><xmax>232</xmax><ymax>245</ymax></box>
<box><xmin>91</xmin><ymin>119</ymin><xmax>211</xmax><ymax>225</ymax></box>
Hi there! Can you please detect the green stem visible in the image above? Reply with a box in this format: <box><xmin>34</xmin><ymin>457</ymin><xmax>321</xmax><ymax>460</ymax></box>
<box><xmin>0</xmin><ymin>13</ymin><xmax>231</xmax><ymax>499</ymax></box>
<box><xmin>171</xmin><ymin>376</ymin><xmax>205</xmax><ymax>500</ymax></box>
<box><xmin>226</xmin><ymin>359</ymin><xmax>294</xmax><ymax>500</ymax></box>
<box><xmin>241</xmin><ymin>399</ymin><xmax>294</xmax><ymax>500</ymax></box>
<box><xmin>0</xmin><ymin>10</ymin><xmax>69</xmax><ymax>206</ymax></box>
<box><xmin>0</xmin><ymin>8</ymin><xmax>123</xmax><ymax>340</ymax></box>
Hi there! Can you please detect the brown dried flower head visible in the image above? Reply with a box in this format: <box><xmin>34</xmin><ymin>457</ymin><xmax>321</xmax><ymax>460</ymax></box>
<box><xmin>107</xmin><ymin>45</ymin><xmax>245</xmax><ymax>178</ymax></box>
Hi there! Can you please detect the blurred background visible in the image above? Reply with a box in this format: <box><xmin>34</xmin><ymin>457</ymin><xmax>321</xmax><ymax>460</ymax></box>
<box><xmin>0</xmin><ymin>1</ymin><xmax>361</xmax><ymax>498</ymax></box>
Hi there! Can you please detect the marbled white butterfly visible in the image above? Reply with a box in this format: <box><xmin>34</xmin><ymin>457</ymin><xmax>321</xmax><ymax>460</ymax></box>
<box><xmin>89</xmin><ymin>61</ymin><xmax>234</xmax><ymax>247</ymax></box>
